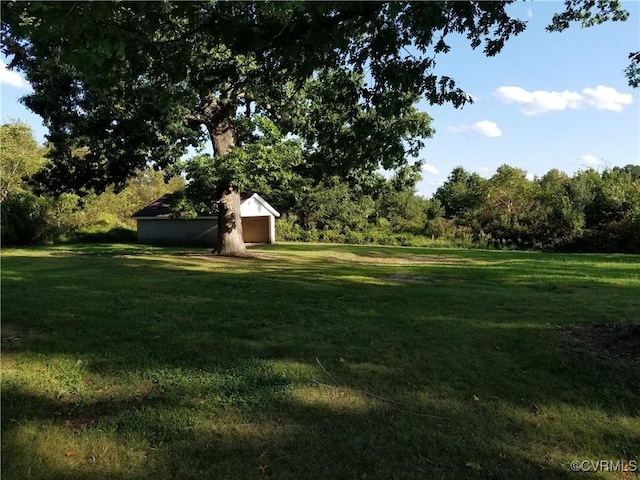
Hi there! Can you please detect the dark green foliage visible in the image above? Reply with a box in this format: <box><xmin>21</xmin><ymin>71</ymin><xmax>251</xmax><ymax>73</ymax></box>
<box><xmin>74</xmin><ymin>226</ymin><xmax>137</xmax><ymax>244</ymax></box>
<box><xmin>1</xmin><ymin>166</ymin><xmax>182</xmax><ymax>246</ymax></box>
<box><xmin>626</xmin><ymin>51</ymin><xmax>640</xmax><ymax>88</ymax></box>
<box><xmin>377</xmin><ymin>190</ymin><xmax>428</xmax><ymax>234</ymax></box>
<box><xmin>274</xmin><ymin>164</ymin><xmax>640</xmax><ymax>253</ymax></box>
<box><xmin>434</xmin><ymin>166</ymin><xmax>486</xmax><ymax>221</ymax></box>
<box><xmin>476</xmin><ymin>165</ymin><xmax>537</xmax><ymax>248</ymax></box>
<box><xmin>547</xmin><ymin>0</ymin><xmax>629</xmax><ymax>32</ymax></box>
<box><xmin>1</xmin><ymin>192</ymin><xmax>52</xmax><ymax>245</ymax></box>
<box><xmin>575</xmin><ymin>166</ymin><xmax>640</xmax><ymax>252</ymax></box>
<box><xmin>295</xmin><ymin>71</ymin><xmax>434</xmax><ymax>179</ymax></box>
<box><xmin>178</xmin><ymin>155</ymin><xmax>220</xmax><ymax>216</ymax></box>
<box><xmin>0</xmin><ymin>122</ymin><xmax>47</xmax><ymax>202</ymax></box>
<box><xmin>179</xmin><ymin>117</ymin><xmax>306</xmax><ymax>215</ymax></box>
<box><xmin>376</xmin><ymin>168</ymin><xmax>430</xmax><ymax>234</ymax></box>
<box><xmin>478</xmin><ymin>165</ymin><xmax>640</xmax><ymax>252</ymax></box>
<box><xmin>532</xmin><ymin>169</ymin><xmax>585</xmax><ymax>249</ymax></box>
<box><xmin>296</xmin><ymin>178</ymin><xmax>376</xmax><ymax>235</ymax></box>
<box><xmin>1</xmin><ymin>191</ymin><xmax>83</xmax><ymax>246</ymax></box>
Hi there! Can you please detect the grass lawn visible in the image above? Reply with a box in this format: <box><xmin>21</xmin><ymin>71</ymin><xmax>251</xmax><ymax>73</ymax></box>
<box><xmin>2</xmin><ymin>242</ymin><xmax>639</xmax><ymax>479</ymax></box>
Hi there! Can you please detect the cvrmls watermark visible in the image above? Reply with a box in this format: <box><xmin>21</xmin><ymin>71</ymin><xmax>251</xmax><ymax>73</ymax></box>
<box><xmin>569</xmin><ymin>459</ymin><xmax>637</xmax><ymax>473</ymax></box>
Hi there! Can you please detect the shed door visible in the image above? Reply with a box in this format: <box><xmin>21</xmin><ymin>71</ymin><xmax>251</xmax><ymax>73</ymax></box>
<box><xmin>242</xmin><ymin>216</ymin><xmax>270</xmax><ymax>243</ymax></box>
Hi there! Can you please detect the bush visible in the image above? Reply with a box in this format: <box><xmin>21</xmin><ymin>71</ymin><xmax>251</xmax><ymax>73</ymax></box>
<box><xmin>344</xmin><ymin>229</ymin><xmax>366</xmax><ymax>245</ymax></box>
<box><xmin>276</xmin><ymin>213</ymin><xmax>305</xmax><ymax>241</ymax></box>
<box><xmin>74</xmin><ymin>226</ymin><xmax>137</xmax><ymax>243</ymax></box>
<box><xmin>1</xmin><ymin>192</ymin><xmax>52</xmax><ymax>245</ymax></box>
<box><xmin>424</xmin><ymin>217</ymin><xmax>457</xmax><ymax>238</ymax></box>
<box><xmin>317</xmin><ymin>229</ymin><xmax>345</xmax><ymax>244</ymax></box>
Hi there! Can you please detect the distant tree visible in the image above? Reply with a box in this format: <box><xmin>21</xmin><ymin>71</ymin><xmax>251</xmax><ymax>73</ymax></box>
<box><xmin>389</xmin><ymin>164</ymin><xmax>424</xmax><ymax>193</ymax></box>
<box><xmin>378</xmin><ymin>166</ymin><xmax>429</xmax><ymax>234</ymax></box>
<box><xmin>296</xmin><ymin>178</ymin><xmax>375</xmax><ymax>236</ymax></box>
<box><xmin>434</xmin><ymin>167</ymin><xmax>486</xmax><ymax>221</ymax></box>
<box><xmin>593</xmin><ymin>167</ymin><xmax>640</xmax><ymax>251</ymax></box>
<box><xmin>121</xmin><ymin>169</ymin><xmax>186</xmax><ymax>219</ymax></box>
<box><xmin>1</xmin><ymin>191</ymin><xmax>51</xmax><ymax>245</ymax></box>
<box><xmin>0</xmin><ymin>121</ymin><xmax>47</xmax><ymax>203</ymax></box>
<box><xmin>478</xmin><ymin>165</ymin><xmax>536</xmax><ymax>246</ymax></box>
<box><xmin>616</xmin><ymin>164</ymin><xmax>640</xmax><ymax>180</ymax></box>
<box><xmin>82</xmin><ymin>169</ymin><xmax>185</xmax><ymax>227</ymax></box>
<box><xmin>533</xmin><ymin>169</ymin><xmax>585</xmax><ymax>249</ymax></box>
<box><xmin>377</xmin><ymin>190</ymin><xmax>429</xmax><ymax>234</ymax></box>
<box><xmin>566</xmin><ymin>167</ymin><xmax>640</xmax><ymax>252</ymax></box>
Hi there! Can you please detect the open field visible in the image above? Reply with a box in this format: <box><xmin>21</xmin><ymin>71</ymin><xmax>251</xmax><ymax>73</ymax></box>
<box><xmin>2</xmin><ymin>243</ymin><xmax>639</xmax><ymax>479</ymax></box>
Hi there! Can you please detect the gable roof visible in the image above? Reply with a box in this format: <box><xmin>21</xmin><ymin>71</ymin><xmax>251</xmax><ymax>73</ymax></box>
<box><xmin>132</xmin><ymin>192</ymin><xmax>279</xmax><ymax>219</ymax></box>
<box><xmin>132</xmin><ymin>193</ymin><xmax>179</xmax><ymax>219</ymax></box>
<box><xmin>242</xmin><ymin>192</ymin><xmax>280</xmax><ymax>218</ymax></box>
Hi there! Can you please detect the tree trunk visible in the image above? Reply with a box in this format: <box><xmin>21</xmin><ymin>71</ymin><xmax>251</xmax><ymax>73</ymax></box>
<box><xmin>216</xmin><ymin>183</ymin><xmax>247</xmax><ymax>256</ymax></box>
<box><xmin>203</xmin><ymin>93</ymin><xmax>248</xmax><ymax>256</ymax></box>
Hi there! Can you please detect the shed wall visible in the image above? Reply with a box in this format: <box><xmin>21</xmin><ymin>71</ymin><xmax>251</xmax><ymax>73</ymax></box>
<box><xmin>137</xmin><ymin>218</ymin><xmax>218</xmax><ymax>246</ymax></box>
<box><xmin>241</xmin><ymin>196</ymin><xmax>275</xmax><ymax>217</ymax></box>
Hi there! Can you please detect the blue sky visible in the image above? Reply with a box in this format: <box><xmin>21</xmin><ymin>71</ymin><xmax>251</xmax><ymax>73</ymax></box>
<box><xmin>1</xmin><ymin>1</ymin><xmax>638</xmax><ymax>198</ymax></box>
<box><xmin>413</xmin><ymin>1</ymin><xmax>639</xmax><ymax>196</ymax></box>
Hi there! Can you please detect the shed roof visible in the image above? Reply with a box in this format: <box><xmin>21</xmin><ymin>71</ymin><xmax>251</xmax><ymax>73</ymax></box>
<box><xmin>132</xmin><ymin>192</ymin><xmax>279</xmax><ymax>219</ymax></box>
<box><xmin>132</xmin><ymin>193</ymin><xmax>179</xmax><ymax>219</ymax></box>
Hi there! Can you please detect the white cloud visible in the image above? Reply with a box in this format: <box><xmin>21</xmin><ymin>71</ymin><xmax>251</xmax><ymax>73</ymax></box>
<box><xmin>476</xmin><ymin>166</ymin><xmax>491</xmax><ymax>175</ymax></box>
<box><xmin>582</xmin><ymin>85</ymin><xmax>633</xmax><ymax>112</ymax></box>
<box><xmin>495</xmin><ymin>85</ymin><xmax>633</xmax><ymax>115</ymax></box>
<box><xmin>0</xmin><ymin>60</ymin><xmax>29</xmax><ymax>89</ymax></box>
<box><xmin>446</xmin><ymin>120</ymin><xmax>502</xmax><ymax>138</ymax></box>
<box><xmin>422</xmin><ymin>163</ymin><xmax>440</xmax><ymax>175</ymax></box>
<box><xmin>527</xmin><ymin>8</ymin><xmax>534</xmax><ymax>19</ymax></box>
<box><xmin>445</xmin><ymin>125</ymin><xmax>466</xmax><ymax>134</ymax></box>
<box><xmin>581</xmin><ymin>154</ymin><xmax>602</xmax><ymax>166</ymax></box>
<box><xmin>526</xmin><ymin>172</ymin><xmax>535</xmax><ymax>181</ymax></box>
<box><xmin>473</xmin><ymin>120</ymin><xmax>502</xmax><ymax>137</ymax></box>
<box><xmin>494</xmin><ymin>86</ymin><xmax>582</xmax><ymax>115</ymax></box>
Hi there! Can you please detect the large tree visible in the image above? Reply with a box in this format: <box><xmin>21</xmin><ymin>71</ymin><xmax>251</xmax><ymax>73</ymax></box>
<box><xmin>2</xmin><ymin>1</ymin><xmax>630</xmax><ymax>255</ymax></box>
<box><xmin>0</xmin><ymin>121</ymin><xmax>47</xmax><ymax>203</ymax></box>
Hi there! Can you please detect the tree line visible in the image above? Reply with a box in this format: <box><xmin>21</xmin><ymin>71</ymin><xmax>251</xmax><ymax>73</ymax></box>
<box><xmin>3</xmin><ymin>121</ymin><xmax>638</xmax><ymax>253</ymax></box>
<box><xmin>237</xmin><ymin>157</ymin><xmax>640</xmax><ymax>253</ymax></box>
<box><xmin>0</xmin><ymin>122</ymin><xmax>184</xmax><ymax>245</ymax></box>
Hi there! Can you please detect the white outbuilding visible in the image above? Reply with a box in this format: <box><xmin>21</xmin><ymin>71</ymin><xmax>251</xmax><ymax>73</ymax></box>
<box><xmin>132</xmin><ymin>192</ymin><xmax>280</xmax><ymax>246</ymax></box>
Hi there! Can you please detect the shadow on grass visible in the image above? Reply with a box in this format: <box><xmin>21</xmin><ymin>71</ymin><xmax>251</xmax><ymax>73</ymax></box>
<box><xmin>2</xmin><ymin>245</ymin><xmax>639</xmax><ymax>479</ymax></box>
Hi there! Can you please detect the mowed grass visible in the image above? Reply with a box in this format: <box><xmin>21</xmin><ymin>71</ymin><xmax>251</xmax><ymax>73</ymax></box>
<box><xmin>1</xmin><ymin>243</ymin><xmax>639</xmax><ymax>480</ymax></box>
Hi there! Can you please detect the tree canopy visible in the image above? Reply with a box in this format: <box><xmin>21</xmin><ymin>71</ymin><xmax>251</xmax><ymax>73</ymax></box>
<box><xmin>1</xmin><ymin>0</ymin><xmax>632</xmax><ymax>254</ymax></box>
<box><xmin>0</xmin><ymin>121</ymin><xmax>47</xmax><ymax>203</ymax></box>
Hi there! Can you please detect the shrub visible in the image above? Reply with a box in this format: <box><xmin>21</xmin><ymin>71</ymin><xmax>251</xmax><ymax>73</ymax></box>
<box><xmin>345</xmin><ymin>229</ymin><xmax>366</xmax><ymax>245</ymax></box>
<box><xmin>1</xmin><ymin>192</ymin><xmax>52</xmax><ymax>245</ymax></box>
<box><xmin>276</xmin><ymin>213</ymin><xmax>305</xmax><ymax>241</ymax></box>
<box><xmin>74</xmin><ymin>225</ymin><xmax>136</xmax><ymax>243</ymax></box>
<box><xmin>318</xmin><ymin>229</ymin><xmax>345</xmax><ymax>244</ymax></box>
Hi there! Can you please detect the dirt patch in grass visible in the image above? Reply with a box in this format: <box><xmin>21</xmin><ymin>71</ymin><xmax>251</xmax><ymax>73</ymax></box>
<box><xmin>180</xmin><ymin>252</ymin><xmax>276</xmax><ymax>261</ymax></box>
<box><xmin>1</xmin><ymin>324</ymin><xmax>42</xmax><ymax>349</ymax></box>
<box><xmin>562</xmin><ymin>323</ymin><xmax>640</xmax><ymax>364</ymax></box>
<box><xmin>328</xmin><ymin>253</ymin><xmax>473</xmax><ymax>266</ymax></box>
<box><xmin>384</xmin><ymin>274</ymin><xmax>444</xmax><ymax>283</ymax></box>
